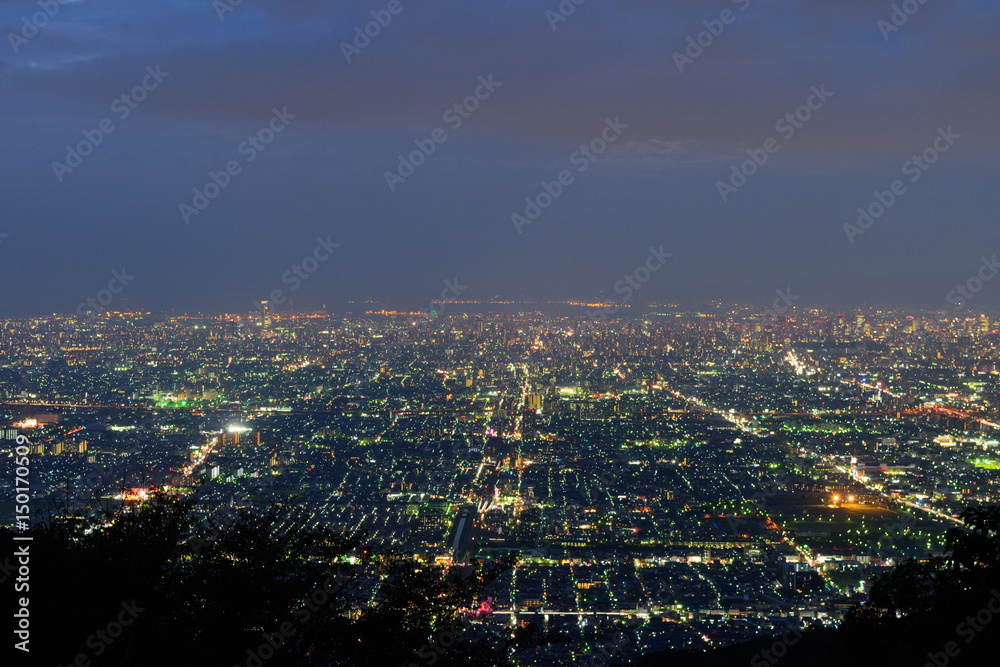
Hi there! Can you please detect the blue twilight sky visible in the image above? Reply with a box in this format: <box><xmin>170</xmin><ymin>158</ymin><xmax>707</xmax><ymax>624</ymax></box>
<box><xmin>1</xmin><ymin>0</ymin><xmax>999</xmax><ymax>317</ymax></box>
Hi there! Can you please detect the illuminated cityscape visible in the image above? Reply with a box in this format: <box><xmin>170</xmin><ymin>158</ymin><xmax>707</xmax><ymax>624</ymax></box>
<box><xmin>4</xmin><ymin>304</ymin><xmax>1000</xmax><ymax>662</ymax></box>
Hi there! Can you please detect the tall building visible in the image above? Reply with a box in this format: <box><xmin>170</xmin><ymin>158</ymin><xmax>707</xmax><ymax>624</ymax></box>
<box><xmin>521</xmin><ymin>408</ymin><xmax>538</xmax><ymax>440</ymax></box>
<box><xmin>259</xmin><ymin>300</ymin><xmax>271</xmax><ymax>328</ymax></box>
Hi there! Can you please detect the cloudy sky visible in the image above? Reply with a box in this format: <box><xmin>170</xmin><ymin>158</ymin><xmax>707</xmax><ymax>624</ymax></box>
<box><xmin>1</xmin><ymin>0</ymin><xmax>998</xmax><ymax>316</ymax></box>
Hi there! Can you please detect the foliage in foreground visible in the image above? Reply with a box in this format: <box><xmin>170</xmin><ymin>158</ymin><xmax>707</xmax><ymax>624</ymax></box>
<box><xmin>4</xmin><ymin>491</ymin><xmax>516</xmax><ymax>667</ymax></box>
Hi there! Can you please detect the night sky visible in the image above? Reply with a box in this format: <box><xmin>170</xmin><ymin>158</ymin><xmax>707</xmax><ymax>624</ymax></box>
<box><xmin>1</xmin><ymin>0</ymin><xmax>998</xmax><ymax>317</ymax></box>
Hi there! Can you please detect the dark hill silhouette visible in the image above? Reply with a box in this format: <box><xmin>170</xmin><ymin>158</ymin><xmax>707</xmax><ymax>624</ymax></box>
<box><xmin>5</xmin><ymin>491</ymin><xmax>515</xmax><ymax>666</ymax></box>
<box><xmin>8</xmin><ymin>497</ymin><xmax>1000</xmax><ymax>667</ymax></box>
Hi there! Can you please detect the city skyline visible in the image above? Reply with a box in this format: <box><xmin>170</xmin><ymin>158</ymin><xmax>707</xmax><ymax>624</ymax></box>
<box><xmin>5</xmin><ymin>308</ymin><xmax>1000</xmax><ymax>664</ymax></box>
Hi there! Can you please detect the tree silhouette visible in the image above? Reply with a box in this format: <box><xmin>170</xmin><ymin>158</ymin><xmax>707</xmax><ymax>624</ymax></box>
<box><xmin>5</xmin><ymin>491</ymin><xmax>516</xmax><ymax>666</ymax></box>
<box><xmin>840</xmin><ymin>504</ymin><xmax>1000</xmax><ymax>666</ymax></box>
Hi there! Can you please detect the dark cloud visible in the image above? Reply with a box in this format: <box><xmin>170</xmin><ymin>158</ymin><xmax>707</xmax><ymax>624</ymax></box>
<box><xmin>4</xmin><ymin>1</ymin><xmax>998</xmax><ymax>155</ymax></box>
<box><xmin>0</xmin><ymin>0</ymin><xmax>998</xmax><ymax>316</ymax></box>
